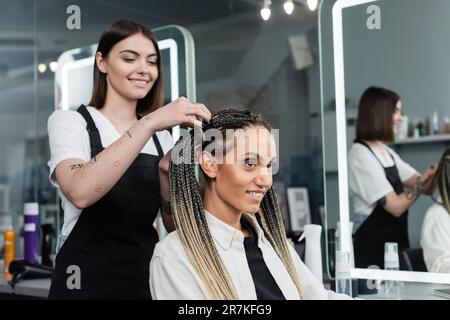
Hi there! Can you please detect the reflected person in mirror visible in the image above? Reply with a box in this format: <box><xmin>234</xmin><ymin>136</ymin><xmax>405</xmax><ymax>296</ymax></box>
<box><xmin>348</xmin><ymin>86</ymin><xmax>437</xmax><ymax>272</ymax></box>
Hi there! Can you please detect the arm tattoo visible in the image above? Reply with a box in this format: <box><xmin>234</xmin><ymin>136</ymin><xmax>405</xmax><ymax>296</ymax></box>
<box><xmin>161</xmin><ymin>199</ymin><xmax>172</xmax><ymax>215</ymax></box>
<box><xmin>70</xmin><ymin>163</ymin><xmax>85</xmax><ymax>170</ymax></box>
<box><xmin>405</xmin><ymin>178</ymin><xmax>423</xmax><ymax>200</ymax></box>
<box><xmin>126</xmin><ymin>130</ymin><xmax>132</xmax><ymax>138</ymax></box>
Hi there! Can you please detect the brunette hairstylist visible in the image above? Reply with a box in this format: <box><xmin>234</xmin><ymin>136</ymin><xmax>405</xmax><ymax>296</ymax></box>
<box><xmin>47</xmin><ymin>20</ymin><xmax>211</xmax><ymax>299</ymax></box>
<box><xmin>349</xmin><ymin>86</ymin><xmax>436</xmax><ymax>272</ymax></box>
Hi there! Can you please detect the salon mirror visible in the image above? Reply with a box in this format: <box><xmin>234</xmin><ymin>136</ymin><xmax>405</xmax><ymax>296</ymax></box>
<box><xmin>320</xmin><ymin>0</ymin><xmax>450</xmax><ymax>284</ymax></box>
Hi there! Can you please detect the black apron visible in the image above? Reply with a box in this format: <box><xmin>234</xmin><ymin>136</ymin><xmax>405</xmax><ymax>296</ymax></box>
<box><xmin>353</xmin><ymin>140</ymin><xmax>410</xmax><ymax>270</ymax></box>
<box><xmin>48</xmin><ymin>105</ymin><xmax>164</xmax><ymax>299</ymax></box>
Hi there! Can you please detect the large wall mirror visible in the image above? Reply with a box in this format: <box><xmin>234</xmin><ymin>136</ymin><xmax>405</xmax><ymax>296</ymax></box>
<box><xmin>320</xmin><ymin>0</ymin><xmax>450</xmax><ymax>285</ymax></box>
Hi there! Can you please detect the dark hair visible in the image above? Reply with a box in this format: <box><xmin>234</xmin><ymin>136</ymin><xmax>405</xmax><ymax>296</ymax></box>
<box><xmin>201</xmin><ymin>109</ymin><xmax>272</xmax><ymax>157</ymax></box>
<box><xmin>355</xmin><ymin>86</ymin><xmax>400</xmax><ymax>142</ymax></box>
<box><xmin>436</xmin><ymin>148</ymin><xmax>450</xmax><ymax>215</ymax></box>
<box><xmin>88</xmin><ymin>19</ymin><xmax>164</xmax><ymax>116</ymax></box>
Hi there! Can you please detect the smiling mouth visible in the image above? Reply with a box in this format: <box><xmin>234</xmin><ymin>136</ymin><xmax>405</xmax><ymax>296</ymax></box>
<box><xmin>129</xmin><ymin>79</ymin><xmax>149</xmax><ymax>86</ymax></box>
<box><xmin>246</xmin><ymin>191</ymin><xmax>265</xmax><ymax>200</ymax></box>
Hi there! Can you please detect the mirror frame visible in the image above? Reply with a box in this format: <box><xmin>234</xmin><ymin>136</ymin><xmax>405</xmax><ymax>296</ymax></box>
<box><xmin>332</xmin><ymin>0</ymin><xmax>450</xmax><ymax>284</ymax></box>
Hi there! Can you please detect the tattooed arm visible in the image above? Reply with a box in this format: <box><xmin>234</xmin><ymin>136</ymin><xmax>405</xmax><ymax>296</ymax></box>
<box><xmin>54</xmin><ymin>120</ymin><xmax>157</xmax><ymax>209</ymax></box>
<box><xmin>53</xmin><ymin>98</ymin><xmax>211</xmax><ymax>210</ymax></box>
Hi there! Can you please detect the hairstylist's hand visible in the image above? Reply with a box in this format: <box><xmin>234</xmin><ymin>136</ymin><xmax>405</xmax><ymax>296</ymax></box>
<box><xmin>420</xmin><ymin>163</ymin><xmax>438</xmax><ymax>195</ymax></box>
<box><xmin>420</xmin><ymin>163</ymin><xmax>438</xmax><ymax>184</ymax></box>
<box><xmin>146</xmin><ymin>97</ymin><xmax>211</xmax><ymax>132</ymax></box>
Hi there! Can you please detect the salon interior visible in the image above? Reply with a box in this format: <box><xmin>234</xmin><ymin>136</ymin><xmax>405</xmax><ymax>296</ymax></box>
<box><xmin>0</xmin><ymin>0</ymin><xmax>449</xmax><ymax>300</ymax></box>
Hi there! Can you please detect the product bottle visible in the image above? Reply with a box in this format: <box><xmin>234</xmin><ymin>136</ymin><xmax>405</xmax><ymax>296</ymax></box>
<box><xmin>303</xmin><ymin>224</ymin><xmax>323</xmax><ymax>283</ymax></box>
<box><xmin>432</xmin><ymin>111</ymin><xmax>439</xmax><ymax>135</ymax></box>
<box><xmin>425</xmin><ymin>116</ymin><xmax>431</xmax><ymax>135</ymax></box>
<box><xmin>383</xmin><ymin>242</ymin><xmax>401</xmax><ymax>299</ymax></box>
<box><xmin>24</xmin><ymin>202</ymin><xmax>40</xmax><ymax>263</ymax></box>
<box><xmin>444</xmin><ymin>117</ymin><xmax>450</xmax><ymax>134</ymax></box>
<box><xmin>3</xmin><ymin>227</ymin><xmax>15</xmax><ymax>281</ymax></box>
<box><xmin>335</xmin><ymin>250</ymin><xmax>352</xmax><ymax>296</ymax></box>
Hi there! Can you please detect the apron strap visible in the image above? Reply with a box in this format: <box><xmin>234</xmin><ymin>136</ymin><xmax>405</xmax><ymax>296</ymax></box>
<box><xmin>137</xmin><ymin>113</ymin><xmax>164</xmax><ymax>157</ymax></box>
<box><xmin>152</xmin><ymin>133</ymin><xmax>164</xmax><ymax>157</ymax></box>
<box><xmin>77</xmin><ymin>105</ymin><xmax>104</xmax><ymax>157</ymax></box>
<box><xmin>354</xmin><ymin>139</ymin><xmax>395</xmax><ymax>167</ymax></box>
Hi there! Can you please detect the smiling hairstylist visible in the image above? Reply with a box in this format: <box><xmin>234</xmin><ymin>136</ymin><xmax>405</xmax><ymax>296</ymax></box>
<box><xmin>349</xmin><ymin>86</ymin><xmax>436</xmax><ymax>271</ymax></box>
<box><xmin>47</xmin><ymin>20</ymin><xmax>210</xmax><ymax>299</ymax></box>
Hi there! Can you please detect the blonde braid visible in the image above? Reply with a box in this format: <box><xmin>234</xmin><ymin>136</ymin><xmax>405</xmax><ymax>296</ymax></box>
<box><xmin>169</xmin><ymin>133</ymin><xmax>238</xmax><ymax>299</ymax></box>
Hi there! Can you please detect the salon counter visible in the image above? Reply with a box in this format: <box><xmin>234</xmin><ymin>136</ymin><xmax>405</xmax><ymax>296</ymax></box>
<box><xmin>0</xmin><ymin>260</ymin><xmax>51</xmax><ymax>299</ymax></box>
<box><xmin>2</xmin><ymin>260</ymin><xmax>450</xmax><ymax>300</ymax></box>
<box><xmin>358</xmin><ymin>282</ymin><xmax>450</xmax><ymax>300</ymax></box>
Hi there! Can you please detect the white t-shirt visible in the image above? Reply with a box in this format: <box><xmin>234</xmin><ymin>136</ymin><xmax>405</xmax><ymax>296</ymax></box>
<box><xmin>348</xmin><ymin>143</ymin><xmax>417</xmax><ymax>218</ymax></box>
<box><xmin>47</xmin><ymin>106</ymin><xmax>174</xmax><ymax>238</ymax></box>
<box><xmin>420</xmin><ymin>198</ymin><xmax>450</xmax><ymax>273</ymax></box>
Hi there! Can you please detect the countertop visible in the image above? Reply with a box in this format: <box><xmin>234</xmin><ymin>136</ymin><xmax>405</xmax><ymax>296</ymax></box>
<box><xmin>0</xmin><ymin>260</ymin><xmax>51</xmax><ymax>299</ymax></box>
<box><xmin>358</xmin><ymin>281</ymin><xmax>450</xmax><ymax>300</ymax></box>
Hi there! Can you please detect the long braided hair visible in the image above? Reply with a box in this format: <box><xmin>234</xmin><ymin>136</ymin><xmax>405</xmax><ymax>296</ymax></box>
<box><xmin>435</xmin><ymin>148</ymin><xmax>450</xmax><ymax>215</ymax></box>
<box><xmin>168</xmin><ymin>108</ymin><xmax>304</xmax><ymax>300</ymax></box>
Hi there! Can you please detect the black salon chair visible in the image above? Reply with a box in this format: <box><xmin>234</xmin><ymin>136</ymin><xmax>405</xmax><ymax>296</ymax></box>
<box><xmin>401</xmin><ymin>248</ymin><xmax>428</xmax><ymax>272</ymax></box>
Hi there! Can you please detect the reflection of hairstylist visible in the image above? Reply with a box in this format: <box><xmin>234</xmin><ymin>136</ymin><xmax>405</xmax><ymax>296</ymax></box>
<box><xmin>47</xmin><ymin>20</ymin><xmax>210</xmax><ymax>299</ymax></box>
<box><xmin>421</xmin><ymin>148</ymin><xmax>450</xmax><ymax>273</ymax></box>
<box><xmin>349</xmin><ymin>87</ymin><xmax>436</xmax><ymax>270</ymax></box>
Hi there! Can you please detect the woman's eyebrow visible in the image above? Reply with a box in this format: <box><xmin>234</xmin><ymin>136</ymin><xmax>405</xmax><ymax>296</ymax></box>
<box><xmin>243</xmin><ymin>152</ymin><xmax>277</xmax><ymax>162</ymax></box>
<box><xmin>119</xmin><ymin>49</ymin><xmax>158</xmax><ymax>58</ymax></box>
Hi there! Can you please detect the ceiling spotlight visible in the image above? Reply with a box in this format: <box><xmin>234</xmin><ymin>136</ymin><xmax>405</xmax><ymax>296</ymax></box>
<box><xmin>307</xmin><ymin>0</ymin><xmax>318</xmax><ymax>11</ymax></box>
<box><xmin>49</xmin><ymin>61</ymin><xmax>58</xmax><ymax>73</ymax></box>
<box><xmin>38</xmin><ymin>63</ymin><xmax>47</xmax><ymax>74</ymax></box>
<box><xmin>284</xmin><ymin>0</ymin><xmax>294</xmax><ymax>15</ymax></box>
<box><xmin>260</xmin><ymin>0</ymin><xmax>271</xmax><ymax>21</ymax></box>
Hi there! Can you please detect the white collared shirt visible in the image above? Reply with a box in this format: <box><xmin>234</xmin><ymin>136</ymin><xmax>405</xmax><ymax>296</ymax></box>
<box><xmin>150</xmin><ymin>211</ymin><xmax>351</xmax><ymax>300</ymax></box>
<box><xmin>420</xmin><ymin>197</ymin><xmax>450</xmax><ymax>273</ymax></box>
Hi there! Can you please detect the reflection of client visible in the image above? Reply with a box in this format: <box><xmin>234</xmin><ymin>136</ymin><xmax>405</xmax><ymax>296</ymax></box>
<box><xmin>150</xmin><ymin>109</ymin><xmax>350</xmax><ymax>300</ymax></box>
<box><xmin>421</xmin><ymin>148</ymin><xmax>450</xmax><ymax>273</ymax></box>
<box><xmin>348</xmin><ymin>87</ymin><xmax>436</xmax><ymax>270</ymax></box>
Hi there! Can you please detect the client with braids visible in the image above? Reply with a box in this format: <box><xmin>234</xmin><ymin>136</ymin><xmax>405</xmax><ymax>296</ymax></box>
<box><xmin>150</xmin><ymin>108</ymin><xmax>351</xmax><ymax>300</ymax></box>
<box><xmin>421</xmin><ymin>147</ymin><xmax>450</xmax><ymax>273</ymax></box>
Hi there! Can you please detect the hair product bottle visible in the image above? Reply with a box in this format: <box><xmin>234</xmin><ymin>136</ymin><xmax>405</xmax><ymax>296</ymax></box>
<box><xmin>3</xmin><ymin>227</ymin><xmax>15</xmax><ymax>280</ymax></box>
<box><xmin>24</xmin><ymin>203</ymin><xmax>39</xmax><ymax>263</ymax></box>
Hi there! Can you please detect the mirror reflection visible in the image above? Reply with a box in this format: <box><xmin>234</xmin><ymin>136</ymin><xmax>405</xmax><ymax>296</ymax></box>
<box><xmin>321</xmin><ymin>0</ymin><xmax>450</xmax><ymax>280</ymax></box>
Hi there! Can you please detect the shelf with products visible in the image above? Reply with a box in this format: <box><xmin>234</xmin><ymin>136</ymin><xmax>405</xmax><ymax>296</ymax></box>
<box><xmin>392</xmin><ymin>134</ymin><xmax>450</xmax><ymax>145</ymax></box>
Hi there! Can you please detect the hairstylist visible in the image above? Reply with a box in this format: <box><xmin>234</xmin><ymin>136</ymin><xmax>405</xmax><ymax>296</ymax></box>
<box><xmin>47</xmin><ymin>20</ymin><xmax>211</xmax><ymax>299</ymax></box>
